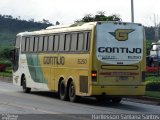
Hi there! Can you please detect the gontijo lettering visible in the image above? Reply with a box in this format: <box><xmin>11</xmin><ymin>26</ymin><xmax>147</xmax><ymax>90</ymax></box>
<box><xmin>98</xmin><ymin>47</ymin><xmax>142</xmax><ymax>54</ymax></box>
<box><xmin>43</xmin><ymin>56</ymin><xmax>65</xmax><ymax>65</ymax></box>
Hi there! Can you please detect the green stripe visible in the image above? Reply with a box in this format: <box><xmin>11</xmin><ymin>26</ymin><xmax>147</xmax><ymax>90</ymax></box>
<box><xmin>26</xmin><ymin>54</ymin><xmax>47</xmax><ymax>84</ymax></box>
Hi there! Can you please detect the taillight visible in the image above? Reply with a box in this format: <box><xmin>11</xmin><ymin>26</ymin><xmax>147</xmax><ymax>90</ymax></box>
<box><xmin>92</xmin><ymin>71</ymin><xmax>97</xmax><ymax>82</ymax></box>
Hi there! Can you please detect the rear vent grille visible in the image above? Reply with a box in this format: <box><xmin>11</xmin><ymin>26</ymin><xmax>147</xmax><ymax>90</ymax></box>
<box><xmin>79</xmin><ymin>76</ymin><xmax>88</xmax><ymax>93</ymax></box>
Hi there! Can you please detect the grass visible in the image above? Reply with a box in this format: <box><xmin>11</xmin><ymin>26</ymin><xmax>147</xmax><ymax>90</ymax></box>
<box><xmin>145</xmin><ymin>76</ymin><xmax>160</xmax><ymax>82</ymax></box>
<box><xmin>145</xmin><ymin>76</ymin><xmax>160</xmax><ymax>98</ymax></box>
<box><xmin>145</xmin><ymin>91</ymin><xmax>160</xmax><ymax>98</ymax></box>
<box><xmin>0</xmin><ymin>71</ymin><xmax>12</xmax><ymax>77</ymax></box>
<box><xmin>0</xmin><ymin>67</ymin><xmax>12</xmax><ymax>77</ymax></box>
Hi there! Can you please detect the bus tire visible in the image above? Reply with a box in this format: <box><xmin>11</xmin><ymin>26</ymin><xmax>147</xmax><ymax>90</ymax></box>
<box><xmin>111</xmin><ymin>97</ymin><xmax>122</xmax><ymax>104</ymax></box>
<box><xmin>59</xmin><ymin>80</ymin><xmax>68</xmax><ymax>101</ymax></box>
<box><xmin>69</xmin><ymin>81</ymin><xmax>79</xmax><ymax>102</ymax></box>
<box><xmin>22</xmin><ymin>75</ymin><xmax>31</xmax><ymax>93</ymax></box>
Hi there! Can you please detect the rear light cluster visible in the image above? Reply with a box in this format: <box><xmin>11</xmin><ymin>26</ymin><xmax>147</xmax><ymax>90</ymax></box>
<box><xmin>92</xmin><ymin>71</ymin><xmax>97</xmax><ymax>82</ymax></box>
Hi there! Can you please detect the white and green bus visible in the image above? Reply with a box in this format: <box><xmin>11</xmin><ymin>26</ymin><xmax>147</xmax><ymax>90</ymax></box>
<box><xmin>12</xmin><ymin>21</ymin><xmax>146</xmax><ymax>103</ymax></box>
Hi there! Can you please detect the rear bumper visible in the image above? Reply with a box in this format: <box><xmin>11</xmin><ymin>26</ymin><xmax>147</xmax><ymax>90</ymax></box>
<box><xmin>91</xmin><ymin>85</ymin><xmax>145</xmax><ymax>96</ymax></box>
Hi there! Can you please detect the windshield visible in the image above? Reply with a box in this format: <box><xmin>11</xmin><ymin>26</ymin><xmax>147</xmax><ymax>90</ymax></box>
<box><xmin>96</xmin><ymin>22</ymin><xmax>143</xmax><ymax>65</ymax></box>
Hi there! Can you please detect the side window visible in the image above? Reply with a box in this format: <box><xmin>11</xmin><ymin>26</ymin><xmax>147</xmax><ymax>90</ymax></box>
<box><xmin>84</xmin><ymin>32</ymin><xmax>90</xmax><ymax>51</ymax></box>
<box><xmin>48</xmin><ymin>36</ymin><xmax>54</xmax><ymax>52</ymax></box>
<box><xmin>25</xmin><ymin>37</ymin><xmax>30</xmax><ymax>52</ymax></box>
<box><xmin>54</xmin><ymin>35</ymin><xmax>59</xmax><ymax>51</ymax></box>
<box><xmin>34</xmin><ymin>37</ymin><xmax>39</xmax><ymax>52</ymax></box>
<box><xmin>21</xmin><ymin>37</ymin><xmax>26</xmax><ymax>52</ymax></box>
<box><xmin>15</xmin><ymin>36</ymin><xmax>20</xmax><ymax>48</ymax></box>
<box><xmin>77</xmin><ymin>33</ymin><xmax>84</xmax><ymax>51</ymax></box>
<box><xmin>65</xmin><ymin>34</ymin><xmax>71</xmax><ymax>51</ymax></box>
<box><xmin>38</xmin><ymin>36</ymin><xmax>44</xmax><ymax>52</ymax></box>
<box><xmin>71</xmin><ymin>33</ymin><xmax>78</xmax><ymax>51</ymax></box>
<box><xmin>59</xmin><ymin>34</ymin><xmax>65</xmax><ymax>51</ymax></box>
<box><xmin>43</xmin><ymin>36</ymin><xmax>48</xmax><ymax>52</ymax></box>
<box><xmin>29</xmin><ymin>37</ymin><xmax>34</xmax><ymax>52</ymax></box>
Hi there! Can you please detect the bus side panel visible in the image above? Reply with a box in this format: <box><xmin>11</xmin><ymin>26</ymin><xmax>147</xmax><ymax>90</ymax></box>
<box><xmin>53</xmin><ymin>54</ymin><xmax>90</xmax><ymax>96</ymax></box>
<box><xmin>25</xmin><ymin>54</ymin><xmax>49</xmax><ymax>90</ymax></box>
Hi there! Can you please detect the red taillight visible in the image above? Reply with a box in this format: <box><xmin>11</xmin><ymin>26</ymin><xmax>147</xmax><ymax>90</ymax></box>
<box><xmin>92</xmin><ymin>73</ymin><xmax>97</xmax><ymax>77</ymax></box>
<box><xmin>92</xmin><ymin>71</ymin><xmax>97</xmax><ymax>82</ymax></box>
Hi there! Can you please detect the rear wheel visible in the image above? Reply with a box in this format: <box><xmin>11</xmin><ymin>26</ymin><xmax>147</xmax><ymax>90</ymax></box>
<box><xmin>59</xmin><ymin>80</ymin><xmax>68</xmax><ymax>101</ymax></box>
<box><xmin>22</xmin><ymin>76</ymin><xmax>31</xmax><ymax>93</ymax></box>
<box><xmin>69</xmin><ymin>81</ymin><xmax>79</xmax><ymax>102</ymax></box>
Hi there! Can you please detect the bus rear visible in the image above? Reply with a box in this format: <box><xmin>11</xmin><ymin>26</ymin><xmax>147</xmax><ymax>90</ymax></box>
<box><xmin>92</xmin><ymin>22</ymin><xmax>145</xmax><ymax>99</ymax></box>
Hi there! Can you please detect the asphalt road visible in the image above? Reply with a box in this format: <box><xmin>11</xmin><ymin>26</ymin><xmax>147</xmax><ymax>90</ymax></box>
<box><xmin>0</xmin><ymin>81</ymin><xmax>160</xmax><ymax>120</ymax></box>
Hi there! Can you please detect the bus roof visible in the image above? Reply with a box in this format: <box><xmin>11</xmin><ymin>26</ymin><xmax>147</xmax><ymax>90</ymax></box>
<box><xmin>16</xmin><ymin>22</ymin><xmax>97</xmax><ymax>37</ymax></box>
<box><xmin>16</xmin><ymin>21</ymin><xmax>142</xmax><ymax>37</ymax></box>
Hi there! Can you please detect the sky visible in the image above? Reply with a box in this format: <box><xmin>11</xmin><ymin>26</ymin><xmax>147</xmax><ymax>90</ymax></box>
<box><xmin>0</xmin><ymin>0</ymin><xmax>159</xmax><ymax>26</ymax></box>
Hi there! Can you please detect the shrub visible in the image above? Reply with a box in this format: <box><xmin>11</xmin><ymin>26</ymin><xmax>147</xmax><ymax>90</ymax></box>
<box><xmin>0</xmin><ymin>64</ymin><xmax>6</xmax><ymax>72</ymax></box>
<box><xmin>145</xmin><ymin>76</ymin><xmax>160</xmax><ymax>82</ymax></box>
<box><xmin>145</xmin><ymin>81</ymin><xmax>160</xmax><ymax>91</ymax></box>
<box><xmin>0</xmin><ymin>60</ymin><xmax>12</xmax><ymax>67</ymax></box>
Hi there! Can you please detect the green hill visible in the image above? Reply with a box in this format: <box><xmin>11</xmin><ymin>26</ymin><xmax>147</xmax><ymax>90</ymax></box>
<box><xmin>0</xmin><ymin>15</ymin><xmax>52</xmax><ymax>46</ymax></box>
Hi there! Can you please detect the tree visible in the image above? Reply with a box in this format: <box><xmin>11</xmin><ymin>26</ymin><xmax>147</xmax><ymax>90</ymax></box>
<box><xmin>28</xmin><ymin>18</ymin><xmax>34</xmax><ymax>22</ymax></box>
<box><xmin>56</xmin><ymin>21</ymin><xmax>60</xmax><ymax>25</ymax></box>
<box><xmin>0</xmin><ymin>47</ymin><xmax>11</xmax><ymax>60</ymax></box>
<box><xmin>81</xmin><ymin>14</ymin><xmax>94</xmax><ymax>22</ymax></box>
<box><xmin>76</xmin><ymin>11</ymin><xmax>121</xmax><ymax>23</ymax></box>
<box><xmin>42</xmin><ymin>19</ymin><xmax>51</xmax><ymax>24</ymax></box>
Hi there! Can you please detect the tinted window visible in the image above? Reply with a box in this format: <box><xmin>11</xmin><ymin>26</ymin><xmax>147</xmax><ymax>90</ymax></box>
<box><xmin>48</xmin><ymin>36</ymin><xmax>54</xmax><ymax>51</ymax></box>
<box><xmin>25</xmin><ymin>37</ymin><xmax>30</xmax><ymax>52</ymax></box>
<box><xmin>54</xmin><ymin>35</ymin><xmax>59</xmax><ymax>51</ymax></box>
<box><xmin>29</xmin><ymin>37</ymin><xmax>34</xmax><ymax>52</ymax></box>
<box><xmin>59</xmin><ymin>34</ymin><xmax>65</xmax><ymax>51</ymax></box>
<box><xmin>65</xmin><ymin>34</ymin><xmax>71</xmax><ymax>51</ymax></box>
<box><xmin>44</xmin><ymin>36</ymin><xmax>48</xmax><ymax>51</ymax></box>
<box><xmin>15</xmin><ymin>37</ymin><xmax>20</xmax><ymax>48</ymax></box>
<box><xmin>34</xmin><ymin>37</ymin><xmax>39</xmax><ymax>52</ymax></box>
<box><xmin>77</xmin><ymin>33</ymin><xmax>84</xmax><ymax>51</ymax></box>
<box><xmin>84</xmin><ymin>32</ymin><xmax>90</xmax><ymax>51</ymax></box>
<box><xmin>38</xmin><ymin>36</ymin><xmax>44</xmax><ymax>51</ymax></box>
<box><xmin>71</xmin><ymin>33</ymin><xmax>78</xmax><ymax>51</ymax></box>
<box><xmin>21</xmin><ymin>37</ymin><xmax>26</xmax><ymax>52</ymax></box>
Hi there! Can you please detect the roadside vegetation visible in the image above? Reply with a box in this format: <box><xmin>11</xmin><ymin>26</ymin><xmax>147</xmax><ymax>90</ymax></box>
<box><xmin>145</xmin><ymin>91</ymin><xmax>160</xmax><ymax>98</ymax></box>
<box><xmin>145</xmin><ymin>40</ymin><xmax>160</xmax><ymax>99</ymax></box>
<box><xmin>0</xmin><ymin>68</ymin><xmax>12</xmax><ymax>77</ymax></box>
<box><xmin>145</xmin><ymin>76</ymin><xmax>160</xmax><ymax>98</ymax></box>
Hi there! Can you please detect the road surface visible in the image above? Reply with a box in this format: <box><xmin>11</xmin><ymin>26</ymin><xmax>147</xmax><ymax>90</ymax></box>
<box><xmin>0</xmin><ymin>81</ymin><xmax>160</xmax><ymax>120</ymax></box>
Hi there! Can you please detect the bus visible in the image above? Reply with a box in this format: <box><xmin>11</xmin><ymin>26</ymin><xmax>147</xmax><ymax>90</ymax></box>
<box><xmin>12</xmin><ymin>21</ymin><xmax>146</xmax><ymax>103</ymax></box>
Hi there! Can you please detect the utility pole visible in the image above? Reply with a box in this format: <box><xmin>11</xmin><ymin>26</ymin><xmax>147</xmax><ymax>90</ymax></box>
<box><xmin>131</xmin><ymin>0</ymin><xmax>134</xmax><ymax>22</ymax></box>
<box><xmin>154</xmin><ymin>14</ymin><xmax>159</xmax><ymax>41</ymax></box>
